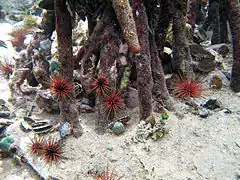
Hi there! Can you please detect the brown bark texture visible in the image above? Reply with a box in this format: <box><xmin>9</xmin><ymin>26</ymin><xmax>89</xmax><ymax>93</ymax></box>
<box><xmin>133</xmin><ymin>1</ymin><xmax>153</xmax><ymax>120</ymax></box>
<box><xmin>55</xmin><ymin>0</ymin><xmax>82</xmax><ymax>138</ymax></box>
<box><xmin>155</xmin><ymin>0</ymin><xmax>173</xmax><ymax>60</ymax></box>
<box><xmin>228</xmin><ymin>0</ymin><xmax>240</xmax><ymax>92</ymax></box>
<box><xmin>172</xmin><ymin>0</ymin><xmax>193</xmax><ymax>76</ymax></box>
<box><xmin>111</xmin><ymin>0</ymin><xmax>140</xmax><ymax>54</ymax></box>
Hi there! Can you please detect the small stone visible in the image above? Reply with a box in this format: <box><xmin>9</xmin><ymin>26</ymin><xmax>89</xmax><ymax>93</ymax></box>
<box><xmin>210</xmin><ymin>75</ymin><xmax>223</xmax><ymax>89</ymax></box>
<box><xmin>218</xmin><ymin>44</ymin><xmax>229</xmax><ymax>58</ymax></box>
<box><xmin>0</xmin><ymin>99</ymin><xmax>5</xmax><ymax>105</ymax></box>
<box><xmin>79</xmin><ymin>104</ymin><xmax>94</xmax><ymax>113</ymax></box>
<box><xmin>199</xmin><ymin>108</ymin><xmax>208</xmax><ymax>118</ymax></box>
<box><xmin>60</xmin><ymin>122</ymin><xmax>71</xmax><ymax>138</ymax></box>
<box><xmin>145</xmin><ymin>114</ymin><xmax>156</xmax><ymax>127</ymax></box>
<box><xmin>40</xmin><ymin>39</ymin><xmax>52</xmax><ymax>51</ymax></box>
<box><xmin>222</xmin><ymin>108</ymin><xmax>231</xmax><ymax>114</ymax></box>
<box><xmin>81</xmin><ymin>98</ymin><xmax>90</xmax><ymax>105</ymax></box>
<box><xmin>202</xmin><ymin>98</ymin><xmax>222</xmax><ymax>110</ymax></box>
<box><xmin>0</xmin><ymin>111</ymin><xmax>10</xmax><ymax>118</ymax></box>
<box><xmin>0</xmin><ymin>104</ymin><xmax>9</xmax><ymax>111</ymax></box>
<box><xmin>107</xmin><ymin>146</ymin><xmax>113</xmax><ymax>151</ymax></box>
<box><xmin>222</xmin><ymin>71</ymin><xmax>231</xmax><ymax>81</ymax></box>
<box><xmin>112</xmin><ymin>122</ymin><xmax>125</xmax><ymax>135</ymax></box>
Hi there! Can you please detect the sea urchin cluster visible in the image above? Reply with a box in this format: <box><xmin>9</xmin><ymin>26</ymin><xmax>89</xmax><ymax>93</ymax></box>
<box><xmin>173</xmin><ymin>76</ymin><xmax>204</xmax><ymax>99</ymax></box>
<box><xmin>29</xmin><ymin>138</ymin><xmax>63</xmax><ymax>164</ymax></box>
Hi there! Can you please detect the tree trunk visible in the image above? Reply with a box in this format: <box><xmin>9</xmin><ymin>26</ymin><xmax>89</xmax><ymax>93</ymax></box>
<box><xmin>55</xmin><ymin>0</ymin><xmax>82</xmax><ymax>137</ymax></box>
<box><xmin>155</xmin><ymin>0</ymin><xmax>173</xmax><ymax>61</ymax></box>
<box><xmin>172</xmin><ymin>0</ymin><xmax>193</xmax><ymax>76</ymax></box>
<box><xmin>228</xmin><ymin>0</ymin><xmax>240</xmax><ymax>92</ymax></box>
<box><xmin>133</xmin><ymin>1</ymin><xmax>153</xmax><ymax>120</ymax></box>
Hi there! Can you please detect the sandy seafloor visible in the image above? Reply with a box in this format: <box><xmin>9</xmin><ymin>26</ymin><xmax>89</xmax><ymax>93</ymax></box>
<box><xmin>0</xmin><ymin>22</ymin><xmax>239</xmax><ymax>180</ymax></box>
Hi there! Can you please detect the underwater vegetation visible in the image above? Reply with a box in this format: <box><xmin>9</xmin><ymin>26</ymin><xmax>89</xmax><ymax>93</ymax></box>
<box><xmin>173</xmin><ymin>75</ymin><xmax>204</xmax><ymax>99</ymax></box>
<box><xmin>9</xmin><ymin>28</ymin><xmax>26</xmax><ymax>51</ymax></box>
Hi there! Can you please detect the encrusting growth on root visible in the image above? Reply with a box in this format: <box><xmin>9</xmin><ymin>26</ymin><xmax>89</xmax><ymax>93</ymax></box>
<box><xmin>111</xmin><ymin>0</ymin><xmax>140</xmax><ymax>54</ymax></box>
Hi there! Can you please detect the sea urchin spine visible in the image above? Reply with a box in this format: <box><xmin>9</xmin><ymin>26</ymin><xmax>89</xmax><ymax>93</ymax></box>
<box><xmin>50</xmin><ymin>76</ymin><xmax>72</xmax><ymax>100</ymax></box>
<box><xmin>92</xmin><ymin>75</ymin><xmax>111</xmax><ymax>96</ymax></box>
<box><xmin>104</xmin><ymin>90</ymin><xmax>123</xmax><ymax>118</ymax></box>
<box><xmin>29</xmin><ymin>137</ymin><xmax>45</xmax><ymax>156</ymax></box>
<box><xmin>173</xmin><ymin>76</ymin><xmax>204</xmax><ymax>99</ymax></box>
<box><xmin>43</xmin><ymin>139</ymin><xmax>63</xmax><ymax>164</ymax></box>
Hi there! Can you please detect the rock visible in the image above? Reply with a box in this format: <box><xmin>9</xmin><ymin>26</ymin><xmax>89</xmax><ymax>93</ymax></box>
<box><xmin>40</xmin><ymin>39</ymin><xmax>52</xmax><ymax>51</ymax></box>
<box><xmin>15</xmin><ymin>96</ymin><xmax>26</xmax><ymax>107</ymax></box>
<box><xmin>206</xmin><ymin>48</ymin><xmax>224</xmax><ymax>70</ymax></box>
<box><xmin>36</xmin><ymin>90</ymin><xmax>59</xmax><ymax>113</ymax></box>
<box><xmin>107</xmin><ymin>146</ymin><xmax>113</xmax><ymax>151</ymax></box>
<box><xmin>0</xmin><ymin>104</ymin><xmax>9</xmax><ymax>111</ymax></box>
<box><xmin>112</xmin><ymin>122</ymin><xmax>125</xmax><ymax>135</ymax></box>
<box><xmin>0</xmin><ymin>10</ymin><xmax>5</xmax><ymax>20</ymax></box>
<box><xmin>125</xmin><ymin>87</ymin><xmax>138</xmax><ymax>108</ymax></box>
<box><xmin>190</xmin><ymin>43</ymin><xmax>216</xmax><ymax>73</ymax></box>
<box><xmin>60</xmin><ymin>122</ymin><xmax>71</xmax><ymax>138</ymax></box>
<box><xmin>79</xmin><ymin>104</ymin><xmax>94</xmax><ymax>113</ymax></box>
<box><xmin>145</xmin><ymin>114</ymin><xmax>156</xmax><ymax>127</ymax></box>
<box><xmin>202</xmin><ymin>98</ymin><xmax>222</xmax><ymax>110</ymax></box>
<box><xmin>20</xmin><ymin>121</ymin><xmax>32</xmax><ymax>132</ymax></box>
<box><xmin>210</xmin><ymin>75</ymin><xmax>223</xmax><ymax>89</ymax></box>
<box><xmin>218</xmin><ymin>44</ymin><xmax>230</xmax><ymax>58</ymax></box>
<box><xmin>0</xmin><ymin>99</ymin><xmax>6</xmax><ymax>105</ymax></box>
<box><xmin>50</xmin><ymin>59</ymin><xmax>59</xmax><ymax>73</ymax></box>
<box><xmin>81</xmin><ymin>98</ymin><xmax>90</xmax><ymax>105</ymax></box>
<box><xmin>199</xmin><ymin>108</ymin><xmax>209</xmax><ymax>118</ymax></box>
<box><xmin>38</xmin><ymin>0</ymin><xmax>54</xmax><ymax>10</ymax></box>
<box><xmin>0</xmin><ymin>111</ymin><xmax>10</xmax><ymax>118</ymax></box>
<box><xmin>23</xmin><ymin>116</ymin><xmax>35</xmax><ymax>124</ymax></box>
<box><xmin>222</xmin><ymin>71</ymin><xmax>231</xmax><ymax>81</ymax></box>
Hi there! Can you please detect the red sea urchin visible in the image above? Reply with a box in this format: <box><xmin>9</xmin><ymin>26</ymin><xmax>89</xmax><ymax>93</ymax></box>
<box><xmin>50</xmin><ymin>76</ymin><xmax>72</xmax><ymax>100</ymax></box>
<box><xmin>96</xmin><ymin>166</ymin><xmax>122</xmax><ymax>180</ymax></box>
<box><xmin>0</xmin><ymin>59</ymin><xmax>13</xmax><ymax>78</ymax></box>
<box><xmin>43</xmin><ymin>139</ymin><xmax>63</xmax><ymax>164</ymax></box>
<box><xmin>173</xmin><ymin>76</ymin><xmax>204</xmax><ymax>99</ymax></box>
<box><xmin>104</xmin><ymin>90</ymin><xmax>123</xmax><ymax>118</ymax></box>
<box><xmin>29</xmin><ymin>137</ymin><xmax>45</xmax><ymax>156</ymax></box>
<box><xmin>92</xmin><ymin>75</ymin><xmax>111</xmax><ymax>96</ymax></box>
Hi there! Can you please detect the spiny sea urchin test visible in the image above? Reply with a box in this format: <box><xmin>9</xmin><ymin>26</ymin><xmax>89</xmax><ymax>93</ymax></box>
<box><xmin>96</xmin><ymin>165</ymin><xmax>122</xmax><ymax>180</ymax></box>
<box><xmin>0</xmin><ymin>59</ymin><xmax>13</xmax><ymax>78</ymax></box>
<box><xmin>29</xmin><ymin>137</ymin><xmax>45</xmax><ymax>156</ymax></box>
<box><xmin>111</xmin><ymin>0</ymin><xmax>140</xmax><ymax>54</ymax></box>
<box><xmin>173</xmin><ymin>76</ymin><xmax>204</xmax><ymax>100</ymax></box>
<box><xmin>104</xmin><ymin>90</ymin><xmax>123</xmax><ymax>118</ymax></box>
<box><xmin>50</xmin><ymin>76</ymin><xmax>72</xmax><ymax>100</ymax></box>
<box><xmin>92</xmin><ymin>75</ymin><xmax>111</xmax><ymax>96</ymax></box>
<box><xmin>42</xmin><ymin>139</ymin><xmax>63</xmax><ymax>164</ymax></box>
